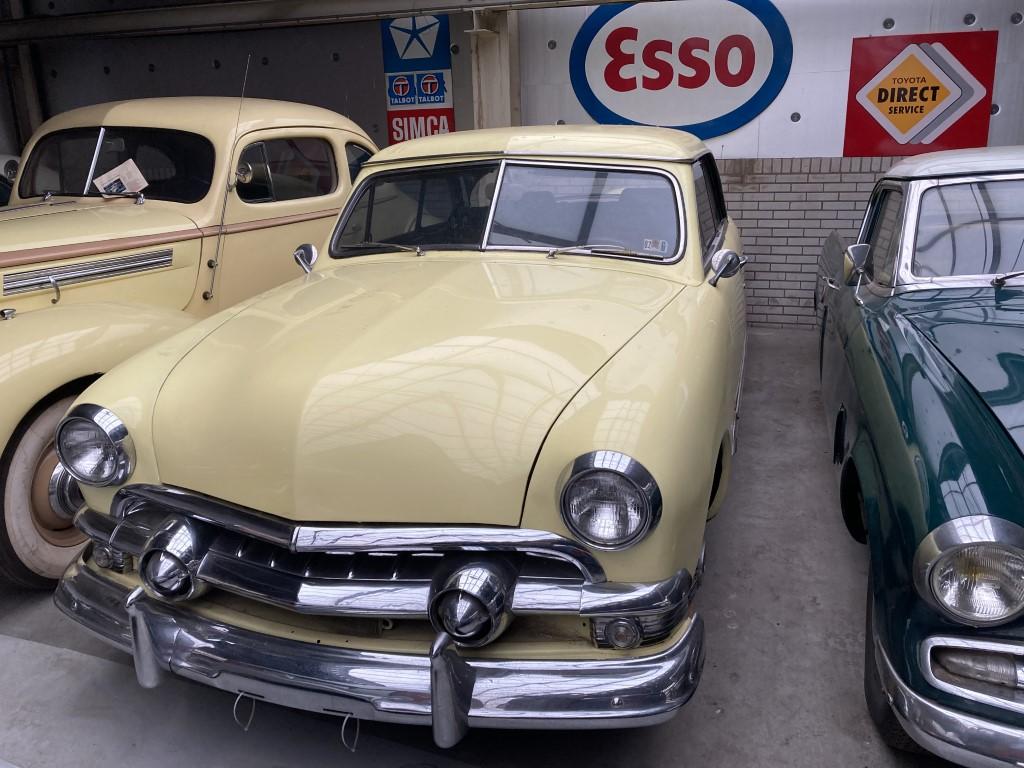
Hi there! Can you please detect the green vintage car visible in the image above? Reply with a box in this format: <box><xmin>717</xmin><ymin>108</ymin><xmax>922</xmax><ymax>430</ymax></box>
<box><xmin>818</xmin><ymin>147</ymin><xmax>1024</xmax><ymax>767</ymax></box>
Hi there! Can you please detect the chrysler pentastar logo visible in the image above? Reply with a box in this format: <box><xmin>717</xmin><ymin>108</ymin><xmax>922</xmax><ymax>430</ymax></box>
<box><xmin>856</xmin><ymin>42</ymin><xmax>985</xmax><ymax>145</ymax></box>
<box><xmin>388</xmin><ymin>15</ymin><xmax>441</xmax><ymax>59</ymax></box>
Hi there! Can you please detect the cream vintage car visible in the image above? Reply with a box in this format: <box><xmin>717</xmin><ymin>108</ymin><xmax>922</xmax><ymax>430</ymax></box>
<box><xmin>54</xmin><ymin>126</ymin><xmax>746</xmax><ymax>746</ymax></box>
<box><xmin>0</xmin><ymin>97</ymin><xmax>376</xmax><ymax>587</ymax></box>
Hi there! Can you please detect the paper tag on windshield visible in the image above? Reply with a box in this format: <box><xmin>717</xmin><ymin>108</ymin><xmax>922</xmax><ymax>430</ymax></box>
<box><xmin>92</xmin><ymin>159</ymin><xmax>148</xmax><ymax>195</ymax></box>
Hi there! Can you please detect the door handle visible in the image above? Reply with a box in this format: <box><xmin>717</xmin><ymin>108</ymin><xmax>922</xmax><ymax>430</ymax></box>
<box><xmin>821</xmin><ymin>276</ymin><xmax>839</xmax><ymax>291</ymax></box>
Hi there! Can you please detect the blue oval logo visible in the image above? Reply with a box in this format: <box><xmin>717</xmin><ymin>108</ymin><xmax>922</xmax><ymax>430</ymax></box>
<box><xmin>569</xmin><ymin>0</ymin><xmax>793</xmax><ymax>139</ymax></box>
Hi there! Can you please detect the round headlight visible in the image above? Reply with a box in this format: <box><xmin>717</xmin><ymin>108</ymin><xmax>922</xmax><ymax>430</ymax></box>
<box><xmin>915</xmin><ymin>516</ymin><xmax>1024</xmax><ymax>627</ymax></box>
<box><xmin>930</xmin><ymin>544</ymin><xmax>1024</xmax><ymax>625</ymax></box>
<box><xmin>560</xmin><ymin>451</ymin><xmax>661</xmax><ymax>549</ymax></box>
<box><xmin>55</xmin><ymin>404</ymin><xmax>134</xmax><ymax>487</ymax></box>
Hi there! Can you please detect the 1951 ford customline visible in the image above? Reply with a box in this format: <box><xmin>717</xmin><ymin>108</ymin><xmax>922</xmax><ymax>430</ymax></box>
<box><xmin>0</xmin><ymin>97</ymin><xmax>375</xmax><ymax>587</ymax></box>
<box><xmin>53</xmin><ymin>126</ymin><xmax>746</xmax><ymax>746</ymax></box>
<box><xmin>818</xmin><ymin>147</ymin><xmax>1024</xmax><ymax>767</ymax></box>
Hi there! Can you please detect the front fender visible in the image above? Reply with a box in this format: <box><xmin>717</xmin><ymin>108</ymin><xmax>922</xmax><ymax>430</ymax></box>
<box><xmin>856</xmin><ymin>311</ymin><xmax>1024</xmax><ymax>705</ymax></box>
<box><xmin>0</xmin><ymin>302</ymin><xmax>195</xmax><ymax>457</ymax></box>
<box><xmin>522</xmin><ymin>285</ymin><xmax>741</xmax><ymax>584</ymax></box>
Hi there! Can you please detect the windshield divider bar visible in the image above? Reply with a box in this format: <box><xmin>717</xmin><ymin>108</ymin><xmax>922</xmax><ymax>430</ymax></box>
<box><xmin>83</xmin><ymin>126</ymin><xmax>106</xmax><ymax>196</ymax></box>
<box><xmin>480</xmin><ymin>158</ymin><xmax>506</xmax><ymax>250</ymax></box>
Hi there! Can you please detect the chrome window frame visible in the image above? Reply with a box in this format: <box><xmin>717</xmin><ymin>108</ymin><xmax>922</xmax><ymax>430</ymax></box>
<box><xmin>854</xmin><ymin>180</ymin><xmax>908</xmax><ymax>300</ymax></box>
<box><xmin>893</xmin><ymin>171</ymin><xmax>1024</xmax><ymax>293</ymax></box>
<box><xmin>329</xmin><ymin>157</ymin><xmax>687</xmax><ymax>266</ymax></box>
<box><xmin>693</xmin><ymin>153</ymin><xmax>729</xmax><ymax>272</ymax></box>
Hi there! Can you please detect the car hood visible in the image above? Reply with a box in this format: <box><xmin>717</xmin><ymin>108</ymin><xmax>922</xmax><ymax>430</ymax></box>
<box><xmin>0</xmin><ymin>200</ymin><xmax>197</xmax><ymax>256</ymax></box>
<box><xmin>152</xmin><ymin>258</ymin><xmax>682</xmax><ymax>525</ymax></box>
<box><xmin>905</xmin><ymin>294</ymin><xmax>1024</xmax><ymax>456</ymax></box>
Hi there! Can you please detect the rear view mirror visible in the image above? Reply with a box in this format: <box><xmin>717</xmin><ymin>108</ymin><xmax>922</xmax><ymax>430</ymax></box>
<box><xmin>844</xmin><ymin>243</ymin><xmax>871</xmax><ymax>283</ymax></box>
<box><xmin>293</xmin><ymin>243</ymin><xmax>318</xmax><ymax>274</ymax></box>
<box><xmin>708</xmin><ymin>249</ymin><xmax>747</xmax><ymax>287</ymax></box>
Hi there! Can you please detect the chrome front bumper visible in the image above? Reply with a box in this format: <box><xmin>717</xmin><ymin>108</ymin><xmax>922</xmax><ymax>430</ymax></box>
<box><xmin>875</xmin><ymin>636</ymin><xmax>1024</xmax><ymax>768</ymax></box>
<box><xmin>56</xmin><ymin>563</ymin><xmax>705</xmax><ymax>746</ymax></box>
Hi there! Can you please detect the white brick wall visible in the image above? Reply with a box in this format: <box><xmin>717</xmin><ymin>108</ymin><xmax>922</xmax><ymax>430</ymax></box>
<box><xmin>720</xmin><ymin>156</ymin><xmax>901</xmax><ymax>329</ymax></box>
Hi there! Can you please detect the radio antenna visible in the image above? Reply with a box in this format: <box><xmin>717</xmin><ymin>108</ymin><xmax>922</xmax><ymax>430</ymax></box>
<box><xmin>203</xmin><ymin>52</ymin><xmax>252</xmax><ymax>301</ymax></box>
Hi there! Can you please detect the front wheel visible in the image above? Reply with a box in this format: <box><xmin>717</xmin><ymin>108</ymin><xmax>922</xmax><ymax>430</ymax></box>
<box><xmin>863</xmin><ymin>578</ymin><xmax>922</xmax><ymax>753</ymax></box>
<box><xmin>0</xmin><ymin>396</ymin><xmax>87</xmax><ymax>589</ymax></box>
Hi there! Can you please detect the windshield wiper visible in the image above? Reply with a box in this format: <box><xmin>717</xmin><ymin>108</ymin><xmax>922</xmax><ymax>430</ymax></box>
<box><xmin>338</xmin><ymin>241</ymin><xmax>424</xmax><ymax>257</ymax></box>
<box><xmin>545</xmin><ymin>243</ymin><xmax>665</xmax><ymax>261</ymax></box>
<box><xmin>992</xmin><ymin>269</ymin><xmax>1024</xmax><ymax>288</ymax></box>
<box><xmin>95</xmin><ymin>190</ymin><xmax>145</xmax><ymax>205</ymax></box>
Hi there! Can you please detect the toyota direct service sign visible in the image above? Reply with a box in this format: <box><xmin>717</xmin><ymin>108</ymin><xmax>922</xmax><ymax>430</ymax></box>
<box><xmin>569</xmin><ymin>0</ymin><xmax>792</xmax><ymax>139</ymax></box>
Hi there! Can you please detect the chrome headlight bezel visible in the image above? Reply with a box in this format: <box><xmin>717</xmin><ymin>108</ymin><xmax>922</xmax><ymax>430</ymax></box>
<box><xmin>55</xmin><ymin>404</ymin><xmax>135</xmax><ymax>487</ymax></box>
<box><xmin>913</xmin><ymin>515</ymin><xmax>1024</xmax><ymax>628</ymax></box>
<box><xmin>559</xmin><ymin>450</ymin><xmax>662</xmax><ymax>551</ymax></box>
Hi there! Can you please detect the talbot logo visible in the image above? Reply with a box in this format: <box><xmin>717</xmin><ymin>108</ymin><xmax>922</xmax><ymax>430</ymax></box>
<box><xmin>855</xmin><ymin>42</ymin><xmax>985</xmax><ymax>145</ymax></box>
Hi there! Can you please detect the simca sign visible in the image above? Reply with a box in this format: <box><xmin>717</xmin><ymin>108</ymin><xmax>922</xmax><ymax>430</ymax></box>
<box><xmin>844</xmin><ymin>31</ymin><xmax>997</xmax><ymax>156</ymax></box>
<box><xmin>380</xmin><ymin>15</ymin><xmax>456</xmax><ymax>145</ymax></box>
<box><xmin>568</xmin><ymin>0</ymin><xmax>792</xmax><ymax>138</ymax></box>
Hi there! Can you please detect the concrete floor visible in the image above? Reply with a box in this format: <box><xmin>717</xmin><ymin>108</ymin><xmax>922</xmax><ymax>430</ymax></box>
<box><xmin>0</xmin><ymin>328</ymin><xmax>951</xmax><ymax>768</ymax></box>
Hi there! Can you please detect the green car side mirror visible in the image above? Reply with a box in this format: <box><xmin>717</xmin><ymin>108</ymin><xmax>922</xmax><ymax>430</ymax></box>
<box><xmin>844</xmin><ymin>243</ymin><xmax>871</xmax><ymax>284</ymax></box>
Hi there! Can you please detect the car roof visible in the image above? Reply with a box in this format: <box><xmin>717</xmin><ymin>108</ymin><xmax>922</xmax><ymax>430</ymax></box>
<box><xmin>34</xmin><ymin>97</ymin><xmax>370</xmax><ymax>144</ymax></box>
<box><xmin>885</xmin><ymin>146</ymin><xmax>1024</xmax><ymax>180</ymax></box>
<box><xmin>368</xmin><ymin>125</ymin><xmax>709</xmax><ymax>165</ymax></box>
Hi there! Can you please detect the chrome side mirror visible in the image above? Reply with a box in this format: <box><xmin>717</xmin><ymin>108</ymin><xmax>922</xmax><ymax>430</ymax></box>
<box><xmin>293</xmin><ymin>243</ymin><xmax>318</xmax><ymax>274</ymax></box>
<box><xmin>3</xmin><ymin>159</ymin><xmax>18</xmax><ymax>182</ymax></box>
<box><xmin>843</xmin><ymin>243</ymin><xmax>871</xmax><ymax>283</ymax></box>
<box><xmin>235</xmin><ymin>161</ymin><xmax>254</xmax><ymax>186</ymax></box>
<box><xmin>708</xmin><ymin>249</ymin><xmax>747</xmax><ymax>287</ymax></box>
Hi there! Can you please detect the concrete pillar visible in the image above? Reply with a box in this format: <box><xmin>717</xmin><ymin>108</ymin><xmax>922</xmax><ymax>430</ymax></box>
<box><xmin>469</xmin><ymin>10</ymin><xmax>520</xmax><ymax>130</ymax></box>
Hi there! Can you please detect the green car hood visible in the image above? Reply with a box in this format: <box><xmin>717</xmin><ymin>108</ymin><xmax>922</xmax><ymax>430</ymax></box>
<box><xmin>903</xmin><ymin>291</ymin><xmax>1024</xmax><ymax>456</ymax></box>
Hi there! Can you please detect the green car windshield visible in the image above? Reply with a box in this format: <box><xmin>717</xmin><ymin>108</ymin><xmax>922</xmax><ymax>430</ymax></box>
<box><xmin>332</xmin><ymin>161</ymin><xmax>681</xmax><ymax>260</ymax></box>
<box><xmin>915</xmin><ymin>178</ymin><xmax>1024</xmax><ymax>278</ymax></box>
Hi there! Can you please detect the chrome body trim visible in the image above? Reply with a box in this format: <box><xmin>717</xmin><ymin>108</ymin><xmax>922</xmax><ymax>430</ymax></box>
<box><xmin>362</xmin><ymin>149</ymin><xmax>698</xmax><ymax>168</ymax></box>
<box><xmin>3</xmin><ymin>248</ymin><xmax>173</xmax><ymax>296</ymax></box>
<box><xmin>873</xmin><ymin>633</ymin><xmax>1024</xmax><ymax>768</ymax></box>
<box><xmin>55</xmin><ymin>563</ymin><xmax>705</xmax><ymax>744</ymax></box>
<box><xmin>75</xmin><ymin>504</ymin><xmax>692</xmax><ymax>620</ymax></box>
<box><xmin>912</xmin><ymin>515</ymin><xmax>1024</xmax><ymax>627</ymax></box>
<box><xmin>560</xmin><ymin>450</ymin><xmax>662</xmax><ymax>550</ymax></box>
<box><xmin>55</xmin><ymin>404</ymin><xmax>135</xmax><ymax>487</ymax></box>
<box><xmin>921</xmin><ymin>635</ymin><xmax>1024</xmax><ymax>716</ymax></box>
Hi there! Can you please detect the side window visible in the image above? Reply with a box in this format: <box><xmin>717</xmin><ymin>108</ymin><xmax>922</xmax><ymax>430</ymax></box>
<box><xmin>236</xmin><ymin>142</ymin><xmax>272</xmax><ymax>203</ymax></box>
<box><xmin>863</xmin><ymin>190</ymin><xmax>904</xmax><ymax>286</ymax></box>
<box><xmin>236</xmin><ymin>137</ymin><xmax>337</xmax><ymax>203</ymax></box>
<box><xmin>346</xmin><ymin>144</ymin><xmax>373</xmax><ymax>183</ymax></box>
<box><xmin>699</xmin><ymin>154</ymin><xmax>727</xmax><ymax>226</ymax></box>
<box><xmin>693</xmin><ymin>156</ymin><xmax>726</xmax><ymax>256</ymax></box>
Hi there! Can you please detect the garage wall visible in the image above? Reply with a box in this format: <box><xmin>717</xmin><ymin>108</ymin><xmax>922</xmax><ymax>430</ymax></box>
<box><xmin>719</xmin><ymin>156</ymin><xmax>895</xmax><ymax>329</ymax></box>
<box><xmin>18</xmin><ymin>15</ymin><xmax>476</xmax><ymax>151</ymax></box>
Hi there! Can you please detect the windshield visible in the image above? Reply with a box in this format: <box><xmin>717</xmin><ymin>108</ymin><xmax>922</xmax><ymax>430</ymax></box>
<box><xmin>914</xmin><ymin>179</ymin><xmax>1024</xmax><ymax>278</ymax></box>
<box><xmin>332</xmin><ymin>161</ymin><xmax>682</xmax><ymax>260</ymax></box>
<box><xmin>19</xmin><ymin>127</ymin><xmax>215</xmax><ymax>203</ymax></box>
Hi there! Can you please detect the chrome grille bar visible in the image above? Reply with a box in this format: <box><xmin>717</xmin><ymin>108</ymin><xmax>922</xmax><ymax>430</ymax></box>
<box><xmin>113</xmin><ymin>484</ymin><xmax>607</xmax><ymax>583</ymax></box>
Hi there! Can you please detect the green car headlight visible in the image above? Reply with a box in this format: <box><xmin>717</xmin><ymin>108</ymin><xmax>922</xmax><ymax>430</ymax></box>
<box><xmin>915</xmin><ymin>516</ymin><xmax>1024</xmax><ymax>627</ymax></box>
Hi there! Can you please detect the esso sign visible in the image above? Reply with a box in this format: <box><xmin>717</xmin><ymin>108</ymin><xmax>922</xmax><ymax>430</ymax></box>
<box><xmin>570</xmin><ymin>0</ymin><xmax>792</xmax><ymax>138</ymax></box>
